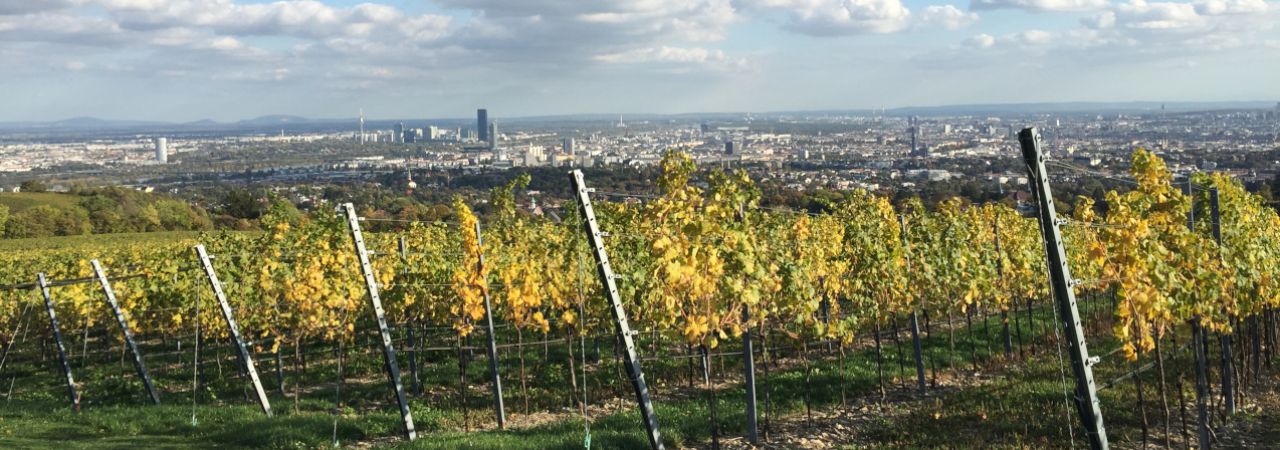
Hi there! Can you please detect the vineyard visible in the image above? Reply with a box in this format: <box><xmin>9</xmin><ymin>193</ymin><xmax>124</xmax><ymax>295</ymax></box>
<box><xmin>1</xmin><ymin>130</ymin><xmax>1278</xmax><ymax>449</ymax></box>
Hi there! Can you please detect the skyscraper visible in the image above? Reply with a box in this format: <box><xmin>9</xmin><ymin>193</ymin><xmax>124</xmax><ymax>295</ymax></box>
<box><xmin>487</xmin><ymin>122</ymin><xmax>498</xmax><ymax>148</ymax></box>
<box><xmin>155</xmin><ymin>137</ymin><xmax>168</xmax><ymax>163</ymax></box>
<box><xmin>477</xmin><ymin>109</ymin><xmax>489</xmax><ymax>142</ymax></box>
<box><xmin>395</xmin><ymin>122</ymin><xmax>405</xmax><ymax>144</ymax></box>
<box><xmin>562</xmin><ymin>137</ymin><xmax>574</xmax><ymax>153</ymax></box>
<box><xmin>909</xmin><ymin>125</ymin><xmax>918</xmax><ymax>156</ymax></box>
<box><xmin>724</xmin><ymin>140</ymin><xmax>735</xmax><ymax>155</ymax></box>
<box><xmin>358</xmin><ymin>108</ymin><xmax>365</xmax><ymax>144</ymax></box>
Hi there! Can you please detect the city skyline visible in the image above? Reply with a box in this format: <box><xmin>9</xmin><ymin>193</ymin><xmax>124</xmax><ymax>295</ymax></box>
<box><xmin>2</xmin><ymin>0</ymin><xmax>1278</xmax><ymax>122</ymax></box>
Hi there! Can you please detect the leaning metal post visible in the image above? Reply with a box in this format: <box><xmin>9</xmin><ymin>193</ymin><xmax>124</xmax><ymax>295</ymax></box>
<box><xmin>194</xmin><ymin>245</ymin><xmax>272</xmax><ymax>417</ymax></box>
<box><xmin>91</xmin><ymin>260</ymin><xmax>161</xmax><ymax>405</ymax></box>
<box><xmin>1018</xmin><ymin>127</ymin><xmax>1109</xmax><ymax>450</ymax></box>
<box><xmin>37</xmin><ymin>273</ymin><xmax>80</xmax><ymax>411</ymax></box>
<box><xmin>570</xmin><ymin>170</ymin><xmax>664</xmax><ymax>450</ymax></box>
<box><xmin>341</xmin><ymin>203</ymin><xmax>417</xmax><ymax>441</ymax></box>
<box><xmin>475</xmin><ymin>219</ymin><xmax>507</xmax><ymax>429</ymax></box>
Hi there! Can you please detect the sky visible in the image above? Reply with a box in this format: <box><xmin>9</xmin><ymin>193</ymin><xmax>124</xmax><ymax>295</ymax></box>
<box><xmin>1</xmin><ymin>0</ymin><xmax>1278</xmax><ymax>122</ymax></box>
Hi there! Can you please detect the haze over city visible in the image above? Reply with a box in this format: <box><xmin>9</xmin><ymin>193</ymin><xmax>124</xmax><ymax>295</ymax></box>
<box><xmin>4</xmin><ymin>0</ymin><xmax>1279</xmax><ymax>122</ymax></box>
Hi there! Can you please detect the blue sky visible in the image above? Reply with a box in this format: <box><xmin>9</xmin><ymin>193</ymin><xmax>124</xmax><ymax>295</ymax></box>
<box><xmin>1</xmin><ymin>0</ymin><xmax>1277</xmax><ymax>121</ymax></box>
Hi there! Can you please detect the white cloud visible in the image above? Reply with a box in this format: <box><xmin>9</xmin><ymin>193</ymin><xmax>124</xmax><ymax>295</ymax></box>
<box><xmin>4</xmin><ymin>0</ymin><xmax>1279</xmax><ymax>121</ymax></box>
<box><xmin>1082</xmin><ymin>11</ymin><xmax>1117</xmax><ymax>28</ymax></box>
<box><xmin>101</xmin><ymin>0</ymin><xmax>452</xmax><ymax>43</ymax></box>
<box><xmin>1113</xmin><ymin>0</ymin><xmax>1205</xmax><ymax>30</ymax></box>
<box><xmin>1016</xmin><ymin>29</ymin><xmax>1053</xmax><ymax>44</ymax></box>
<box><xmin>919</xmin><ymin>5</ymin><xmax>979</xmax><ymax>30</ymax></box>
<box><xmin>0</xmin><ymin>0</ymin><xmax>753</xmax><ymax>86</ymax></box>
<box><xmin>0</xmin><ymin>12</ymin><xmax>127</xmax><ymax>45</ymax></box>
<box><xmin>208</xmin><ymin>36</ymin><xmax>244</xmax><ymax>51</ymax></box>
<box><xmin>595</xmin><ymin>46</ymin><xmax>748</xmax><ymax>69</ymax></box>
<box><xmin>949</xmin><ymin>0</ymin><xmax>1279</xmax><ymax>69</ymax></box>
<box><xmin>744</xmin><ymin>0</ymin><xmax>914</xmax><ymax>35</ymax></box>
<box><xmin>969</xmin><ymin>0</ymin><xmax>1110</xmax><ymax>12</ymax></box>
<box><xmin>442</xmin><ymin>0</ymin><xmax>738</xmax><ymax>43</ymax></box>
<box><xmin>0</xmin><ymin>0</ymin><xmax>85</xmax><ymax>15</ymax></box>
<box><xmin>965</xmin><ymin>33</ymin><xmax>996</xmax><ymax>48</ymax></box>
<box><xmin>965</xmin><ymin>29</ymin><xmax>1055</xmax><ymax>48</ymax></box>
<box><xmin>1193</xmin><ymin>0</ymin><xmax>1269</xmax><ymax>15</ymax></box>
<box><xmin>745</xmin><ymin>1</ymin><xmax>980</xmax><ymax>35</ymax></box>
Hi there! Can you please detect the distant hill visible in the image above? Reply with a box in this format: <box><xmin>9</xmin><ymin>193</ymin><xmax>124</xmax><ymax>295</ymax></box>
<box><xmin>884</xmin><ymin>101</ymin><xmax>1278</xmax><ymax>116</ymax></box>
<box><xmin>2</xmin><ymin>100</ymin><xmax>1275</xmax><ymax>132</ymax></box>
<box><xmin>182</xmin><ymin>119</ymin><xmax>222</xmax><ymax>127</ymax></box>
<box><xmin>237</xmin><ymin>115</ymin><xmax>319</xmax><ymax>126</ymax></box>
<box><xmin>0</xmin><ymin>117</ymin><xmax>168</xmax><ymax>130</ymax></box>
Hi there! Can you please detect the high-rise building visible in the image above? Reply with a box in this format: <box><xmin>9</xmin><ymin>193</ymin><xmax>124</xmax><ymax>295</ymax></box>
<box><xmin>487</xmin><ymin>122</ymin><xmax>498</xmax><ymax>148</ymax></box>
<box><xmin>155</xmin><ymin>137</ymin><xmax>168</xmax><ymax>163</ymax></box>
<box><xmin>358</xmin><ymin>108</ymin><xmax>365</xmax><ymax>144</ymax></box>
<box><xmin>477</xmin><ymin>109</ymin><xmax>489</xmax><ymax>141</ymax></box>
<box><xmin>562</xmin><ymin>137</ymin><xmax>574</xmax><ymax>154</ymax></box>
<box><xmin>523</xmin><ymin>147</ymin><xmax>544</xmax><ymax>167</ymax></box>
<box><xmin>724</xmin><ymin>140</ymin><xmax>735</xmax><ymax>155</ymax></box>
<box><xmin>395</xmin><ymin>122</ymin><xmax>405</xmax><ymax>144</ymax></box>
<box><xmin>404</xmin><ymin>128</ymin><xmax>417</xmax><ymax>144</ymax></box>
<box><xmin>909</xmin><ymin>126</ymin><xmax>918</xmax><ymax>156</ymax></box>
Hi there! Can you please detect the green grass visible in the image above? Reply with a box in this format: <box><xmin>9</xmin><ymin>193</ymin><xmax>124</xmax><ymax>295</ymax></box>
<box><xmin>0</xmin><ymin>295</ymin><xmax>1271</xmax><ymax>449</ymax></box>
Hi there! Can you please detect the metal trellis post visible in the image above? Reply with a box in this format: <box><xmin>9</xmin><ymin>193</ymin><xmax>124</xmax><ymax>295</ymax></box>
<box><xmin>399</xmin><ymin>236</ymin><xmax>423</xmax><ymax>397</ymax></box>
<box><xmin>737</xmin><ymin>204</ymin><xmax>759</xmax><ymax>445</ymax></box>
<box><xmin>995</xmin><ymin>215</ymin><xmax>1014</xmax><ymax>357</ymax></box>
<box><xmin>1186</xmin><ymin>173</ymin><xmax>1211</xmax><ymax>449</ymax></box>
<box><xmin>91</xmin><ymin>260</ymin><xmax>160</xmax><ymax>405</ymax></box>
<box><xmin>194</xmin><ymin>245</ymin><xmax>272</xmax><ymax>417</ymax></box>
<box><xmin>37</xmin><ymin>273</ymin><xmax>80</xmax><ymax>412</ymax></box>
<box><xmin>901</xmin><ymin>215</ymin><xmax>926</xmax><ymax>392</ymax></box>
<box><xmin>570</xmin><ymin>170</ymin><xmax>664</xmax><ymax>450</ymax></box>
<box><xmin>742</xmin><ymin>305</ymin><xmax>759</xmax><ymax>444</ymax></box>
<box><xmin>341</xmin><ymin>203</ymin><xmax>416</xmax><ymax>441</ymax></box>
<box><xmin>1018</xmin><ymin>127</ymin><xmax>1109</xmax><ymax>450</ymax></box>
<box><xmin>1210</xmin><ymin>188</ymin><xmax>1236</xmax><ymax>415</ymax></box>
<box><xmin>475</xmin><ymin>219</ymin><xmax>507</xmax><ymax>429</ymax></box>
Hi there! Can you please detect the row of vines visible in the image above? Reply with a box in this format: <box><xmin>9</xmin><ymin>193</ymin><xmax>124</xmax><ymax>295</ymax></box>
<box><xmin>0</xmin><ymin>149</ymin><xmax>1278</xmax><ymax>441</ymax></box>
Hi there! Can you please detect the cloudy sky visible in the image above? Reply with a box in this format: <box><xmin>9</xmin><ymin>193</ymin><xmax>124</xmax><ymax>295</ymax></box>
<box><xmin>2</xmin><ymin>0</ymin><xmax>1277</xmax><ymax>121</ymax></box>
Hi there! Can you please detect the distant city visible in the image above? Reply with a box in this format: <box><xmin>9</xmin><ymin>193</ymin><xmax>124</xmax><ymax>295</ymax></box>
<box><xmin>1</xmin><ymin>102</ymin><xmax>1278</xmax><ymax>205</ymax></box>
